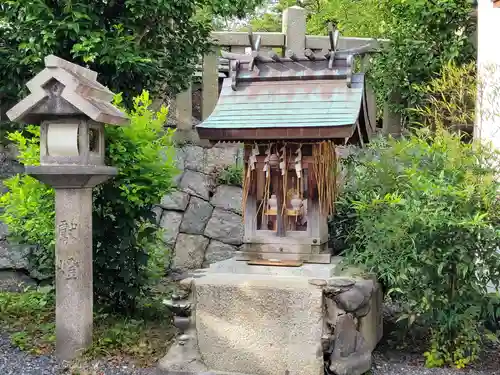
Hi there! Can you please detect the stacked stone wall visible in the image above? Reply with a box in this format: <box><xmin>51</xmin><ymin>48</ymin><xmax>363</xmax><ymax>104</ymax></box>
<box><xmin>0</xmin><ymin>142</ymin><xmax>244</xmax><ymax>288</ymax></box>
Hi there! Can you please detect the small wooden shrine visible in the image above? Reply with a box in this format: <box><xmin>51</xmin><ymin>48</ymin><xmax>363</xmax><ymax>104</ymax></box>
<box><xmin>197</xmin><ymin>28</ymin><xmax>375</xmax><ymax>265</ymax></box>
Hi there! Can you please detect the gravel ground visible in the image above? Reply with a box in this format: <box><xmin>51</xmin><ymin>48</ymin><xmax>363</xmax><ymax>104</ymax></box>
<box><xmin>372</xmin><ymin>350</ymin><xmax>500</xmax><ymax>375</ymax></box>
<box><xmin>1</xmin><ymin>332</ymin><xmax>499</xmax><ymax>375</ymax></box>
<box><xmin>0</xmin><ymin>334</ymin><xmax>157</xmax><ymax>375</ymax></box>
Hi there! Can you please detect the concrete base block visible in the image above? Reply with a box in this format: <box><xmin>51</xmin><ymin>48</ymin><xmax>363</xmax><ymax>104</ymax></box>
<box><xmin>194</xmin><ymin>273</ymin><xmax>324</xmax><ymax>375</ymax></box>
<box><xmin>159</xmin><ymin>257</ymin><xmax>382</xmax><ymax>375</ymax></box>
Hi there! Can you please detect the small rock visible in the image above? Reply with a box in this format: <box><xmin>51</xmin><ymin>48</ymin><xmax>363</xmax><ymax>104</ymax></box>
<box><xmin>159</xmin><ymin>190</ymin><xmax>190</xmax><ymax>211</ymax></box>
<box><xmin>325</xmin><ymin>285</ymin><xmax>352</xmax><ymax>296</ymax></box>
<box><xmin>308</xmin><ymin>278</ymin><xmax>327</xmax><ymax>287</ymax></box>
<box><xmin>334</xmin><ymin>287</ymin><xmax>369</xmax><ymax>313</ymax></box>
<box><xmin>354</xmin><ymin>279</ymin><xmax>375</xmax><ymax>298</ymax></box>
<box><xmin>180</xmin><ymin>197</ymin><xmax>213</xmax><ymax>235</ymax></box>
<box><xmin>328</xmin><ymin>278</ymin><xmax>356</xmax><ymax>287</ymax></box>
<box><xmin>325</xmin><ymin>297</ymin><xmax>345</xmax><ymax>325</ymax></box>
<box><xmin>159</xmin><ymin>211</ymin><xmax>183</xmax><ymax>246</ymax></box>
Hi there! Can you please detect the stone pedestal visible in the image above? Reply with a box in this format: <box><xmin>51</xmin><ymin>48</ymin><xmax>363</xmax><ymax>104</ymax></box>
<box><xmin>159</xmin><ymin>258</ymin><xmax>383</xmax><ymax>375</ymax></box>
<box><xmin>26</xmin><ymin>165</ymin><xmax>117</xmax><ymax>360</ymax></box>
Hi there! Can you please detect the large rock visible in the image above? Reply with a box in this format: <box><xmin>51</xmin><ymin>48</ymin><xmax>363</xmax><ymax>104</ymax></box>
<box><xmin>210</xmin><ymin>185</ymin><xmax>242</xmax><ymax>214</ymax></box>
<box><xmin>329</xmin><ymin>351</ymin><xmax>372</xmax><ymax>375</ymax></box>
<box><xmin>203</xmin><ymin>240</ymin><xmax>237</xmax><ymax>267</ymax></box>
<box><xmin>173</xmin><ymin>234</ymin><xmax>210</xmax><ymax>271</ymax></box>
<box><xmin>159</xmin><ymin>211</ymin><xmax>183</xmax><ymax>246</ymax></box>
<box><xmin>204</xmin><ymin>146</ymin><xmax>241</xmax><ymax>175</ymax></box>
<box><xmin>204</xmin><ymin>209</ymin><xmax>243</xmax><ymax>245</ymax></box>
<box><xmin>183</xmin><ymin>145</ymin><xmax>205</xmax><ymax>172</ymax></box>
<box><xmin>173</xmin><ymin>146</ymin><xmax>187</xmax><ymax>171</ymax></box>
<box><xmin>159</xmin><ymin>190</ymin><xmax>190</xmax><ymax>211</ymax></box>
<box><xmin>0</xmin><ymin>242</ymin><xmax>30</xmax><ymax>270</ymax></box>
<box><xmin>329</xmin><ymin>314</ymin><xmax>372</xmax><ymax>375</ymax></box>
<box><xmin>152</xmin><ymin>206</ymin><xmax>163</xmax><ymax>224</ymax></box>
<box><xmin>0</xmin><ymin>148</ymin><xmax>23</xmax><ymax>179</ymax></box>
<box><xmin>179</xmin><ymin>170</ymin><xmax>211</xmax><ymax>200</ymax></box>
<box><xmin>183</xmin><ymin>145</ymin><xmax>240</xmax><ymax>174</ymax></box>
<box><xmin>0</xmin><ymin>270</ymin><xmax>37</xmax><ymax>292</ymax></box>
<box><xmin>0</xmin><ymin>221</ymin><xmax>8</xmax><ymax>240</ymax></box>
<box><xmin>332</xmin><ymin>314</ymin><xmax>358</xmax><ymax>358</ymax></box>
<box><xmin>172</xmin><ymin>171</ymin><xmax>184</xmax><ymax>187</ymax></box>
<box><xmin>180</xmin><ymin>197</ymin><xmax>213</xmax><ymax>235</ymax></box>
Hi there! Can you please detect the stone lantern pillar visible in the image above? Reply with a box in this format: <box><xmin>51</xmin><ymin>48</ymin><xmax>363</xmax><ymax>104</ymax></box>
<box><xmin>6</xmin><ymin>55</ymin><xmax>129</xmax><ymax>360</ymax></box>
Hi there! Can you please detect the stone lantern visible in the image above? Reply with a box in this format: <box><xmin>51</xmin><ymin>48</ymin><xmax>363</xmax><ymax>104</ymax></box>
<box><xmin>6</xmin><ymin>55</ymin><xmax>129</xmax><ymax>360</ymax></box>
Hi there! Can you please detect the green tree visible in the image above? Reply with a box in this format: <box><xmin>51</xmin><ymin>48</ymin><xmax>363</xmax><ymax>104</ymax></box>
<box><xmin>306</xmin><ymin>0</ymin><xmax>386</xmax><ymax>37</ymax></box>
<box><xmin>0</xmin><ymin>0</ymin><xmax>264</xmax><ymax>110</ymax></box>
<box><xmin>368</xmin><ymin>0</ymin><xmax>476</xmax><ymax>120</ymax></box>
<box><xmin>241</xmin><ymin>0</ymin><xmax>475</xmax><ymax>125</ymax></box>
<box><xmin>241</xmin><ymin>0</ymin><xmax>385</xmax><ymax>36</ymax></box>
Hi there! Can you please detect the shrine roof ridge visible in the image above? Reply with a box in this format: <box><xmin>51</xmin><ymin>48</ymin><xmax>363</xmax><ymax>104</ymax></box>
<box><xmin>221</xmin><ymin>25</ymin><xmax>378</xmax><ymax>90</ymax></box>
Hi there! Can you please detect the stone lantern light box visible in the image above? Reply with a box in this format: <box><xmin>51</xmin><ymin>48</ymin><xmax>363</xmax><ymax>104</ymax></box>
<box><xmin>7</xmin><ymin>54</ymin><xmax>129</xmax><ymax>187</ymax></box>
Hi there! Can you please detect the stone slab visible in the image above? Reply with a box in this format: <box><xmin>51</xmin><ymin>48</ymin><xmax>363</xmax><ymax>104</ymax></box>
<box><xmin>205</xmin><ymin>257</ymin><xmax>339</xmax><ymax>279</ymax></box>
<box><xmin>194</xmin><ymin>273</ymin><xmax>324</xmax><ymax>375</ymax></box>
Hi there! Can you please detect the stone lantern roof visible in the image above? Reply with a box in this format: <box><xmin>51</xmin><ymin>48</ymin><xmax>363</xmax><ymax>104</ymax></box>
<box><xmin>7</xmin><ymin>55</ymin><xmax>128</xmax><ymax>126</ymax></box>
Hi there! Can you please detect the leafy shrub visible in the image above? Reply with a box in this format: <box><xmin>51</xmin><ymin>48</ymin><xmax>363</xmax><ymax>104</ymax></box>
<box><xmin>215</xmin><ymin>164</ymin><xmax>243</xmax><ymax>187</ymax></box>
<box><xmin>412</xmin><ymin>62</ymin><xmax>476</xmax><ymax>137</ymax></box>
<box><xmin>0</xmin><ymin>91</ymin><xmax>178</xmax><ymax>312</ymax></box>
<box><xmin>336</xmin><ymin>130</ymin><xmax>500</xmax><ymax>368</ymax></box>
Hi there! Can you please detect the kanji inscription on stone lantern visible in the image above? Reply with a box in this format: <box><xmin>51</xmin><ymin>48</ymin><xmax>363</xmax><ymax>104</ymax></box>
<box><xmin>6</xmin><ymin>55</ymin><xmax>129</xmax><ymax>360</ymax></box>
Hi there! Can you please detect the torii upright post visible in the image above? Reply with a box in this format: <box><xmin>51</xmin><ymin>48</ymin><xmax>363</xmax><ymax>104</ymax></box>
<box><xmin>6</xmin><ymin>55</ymin><xmax>129</xmax><ymax>360</ymax></box>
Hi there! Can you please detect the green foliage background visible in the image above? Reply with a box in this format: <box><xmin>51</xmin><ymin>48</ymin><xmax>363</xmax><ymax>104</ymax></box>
<box><xmin>0</xmin><ymin>91</ymin><xmax>177</xmax><ymax>311</ymax></box>
<box><xmin>243</xmin><ymin>0</ymin><xmax>476</xmax><ymax>124</ymax></box>
<box><xmin>0</xmin><ymin>0</ymin><xmax>265</xmax><ymax>110</ymax></box>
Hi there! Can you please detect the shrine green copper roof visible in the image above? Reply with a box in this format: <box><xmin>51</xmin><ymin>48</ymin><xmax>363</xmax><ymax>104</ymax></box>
<box><xmin>196</xmin><ymin>56</ymin><xmax>371</xmax><ymax>142</ymax></box>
